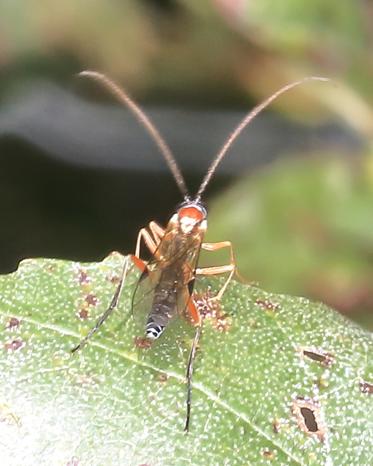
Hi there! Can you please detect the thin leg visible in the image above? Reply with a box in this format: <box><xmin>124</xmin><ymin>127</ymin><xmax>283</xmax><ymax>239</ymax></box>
<box><xmin>135</xmin><ymin>221</ymin><xmax>164</xmax><ymax>258</ymax></box>
<box><xmin>71</xmin><ymin>258</ymin><xmax>130</xmax><ymax>353</ymax></box>
<box><xmin>201</xmin><ymin>241</ymin><xmax>235</xmax><ymax>265</ymax></box>
<box><xmin>187</xmin><ymin>297</ymin><xmax>202</xmax><ymax>326</ymax></box>
<box><xmin>135</xmin><ymin>228</ymin><xmax>157</xmax><ymax>258</ymax></box>
<box><xmin>196</xmin><ymin>264</ymin><xmax>235</xmax><ymax>300</ymax></box>
<box><xmin>72</xmin><ymin>221</ymin><xmax>163</xmax><ymax>353</ymax></box>
<box><xmin>149</xmin><ymin>221</ymin><xmax>165</xmax><ymax>243</ymax></box>
<box><xmin>197</xmin><ymin>241</ymin><xmax>236</xmax><ymax>300</ymax></box>
<box><xmin>183</xmin><ymin>243</ymin><xmax>236</xmax><ymax>430</ymax></box>
<box><xmin>184</xmin><ymin>322</ymin><xmax>202</xmax><ymax>432</ymax></box>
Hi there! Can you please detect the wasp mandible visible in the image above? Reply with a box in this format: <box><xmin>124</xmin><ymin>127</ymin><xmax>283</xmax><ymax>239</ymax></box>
<box><xmin>72</xmin><ymin>72</ymin><xmax>329</xmax><ymax>431</ymax></box>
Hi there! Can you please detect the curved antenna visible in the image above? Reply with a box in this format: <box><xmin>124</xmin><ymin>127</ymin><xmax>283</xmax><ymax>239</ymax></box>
<box><xmin>196</xmin><ymin>76</ymin><xmax>330</xmax><ymax>199</ymax></box>
<box><xmin>79</xmin><ymin>71</ymin><xmax>189</xmax><ymax>198</ymax></box>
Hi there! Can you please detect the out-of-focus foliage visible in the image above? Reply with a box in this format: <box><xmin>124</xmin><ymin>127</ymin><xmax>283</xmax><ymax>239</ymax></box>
<box><xmin>217</xmin><ymin>0</ymin><xmax>364</xmax><ymax>49</ymax></box>
<box><xmin>183</xmin><ymin>0</ymin><xmax>373</xmax><ymax>134</ymax></box>
<box><xmin>206</xmin><ymin>153</ymin><xmax>373</xmax><ymax>329</ymax></box>
<box><xmin>0</xmin><ymin>0</ymin><xmax>158</xmax><ymax>85</ymax></box>
<box><xmin>1</xmin><ymin>1</ymin><xmax>372</xmax><ymax>133</ymax></box>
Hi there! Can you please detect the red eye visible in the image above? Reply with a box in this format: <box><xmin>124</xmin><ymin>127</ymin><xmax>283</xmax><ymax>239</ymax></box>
<box><xmin>178</xmin><ymin>206</ymin><xmax>205</xmax><ymax>222</ymax></box>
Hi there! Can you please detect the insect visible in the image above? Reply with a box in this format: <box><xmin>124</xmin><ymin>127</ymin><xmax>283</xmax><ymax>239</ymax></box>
<box><xmin>71</xmin><ymin>71</ymin><xmax>328</xmax><ymax>431</ymax></box>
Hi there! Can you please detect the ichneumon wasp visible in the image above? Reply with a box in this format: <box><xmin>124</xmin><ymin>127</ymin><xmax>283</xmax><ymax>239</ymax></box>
<box><xmin>71</xmin><ymin>72</ymin><xmax>328</xmax><ymax>431</ymax></box>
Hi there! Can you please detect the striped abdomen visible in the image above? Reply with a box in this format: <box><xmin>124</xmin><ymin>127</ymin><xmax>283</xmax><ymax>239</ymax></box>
<box><xmin>145</xmin><ymin>278</ymin><xmax>178</xmax><ymax>340</ymax></box>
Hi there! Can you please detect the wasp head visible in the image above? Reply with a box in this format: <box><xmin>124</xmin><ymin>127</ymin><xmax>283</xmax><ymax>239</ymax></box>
<box><xmin>175</xmin><ymin>200</ymin><xmax>207</xmax><ymax>235</ymax></box>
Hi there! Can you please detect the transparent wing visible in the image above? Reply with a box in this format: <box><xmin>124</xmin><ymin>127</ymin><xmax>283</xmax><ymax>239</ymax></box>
<box><xmin>132</xmin><ymin>221</ymin><xmax>203</xmax><ymax>337</ymax></box>
<box><xmin>131</xmin><ymin>266</ymin><xmax>161</xmax><ymax>332</ymax></box>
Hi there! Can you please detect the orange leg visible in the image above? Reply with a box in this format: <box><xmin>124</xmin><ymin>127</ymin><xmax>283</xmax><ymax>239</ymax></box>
<box><xmin>133</xmin><ymin>221</ymin><xmax>165</xmax><ymax>273</ymax></box>
<box><xmin>134</xmin><ymin>221</ymin><xmax>165</xmax><ymax>259</ymax></box>
<box><xmin>196</xmin><ymin>241</ymin><xmax>236</xmax><ymax>300</ymax></box>
<box><xmin>149</xmin><ymin>221</ymin><xmax>165</xmax><ymax>244</ymax></box>
<box><xmin>187</xmin><ymin>298</ymin><xmax>202</xmax><ymax>326</ymax></box>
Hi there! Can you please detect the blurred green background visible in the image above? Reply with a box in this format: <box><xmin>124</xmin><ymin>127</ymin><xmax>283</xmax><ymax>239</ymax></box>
<box><xmin>0</xmin><ymin>0</ymin><xmax>372</xmax><ymax>329</ymax></box>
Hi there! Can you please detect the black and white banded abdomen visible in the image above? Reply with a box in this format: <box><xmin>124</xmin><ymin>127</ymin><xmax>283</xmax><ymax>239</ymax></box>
<box><xmin>146</xmin><ymin>318</ymin><xmax>165</xmax><ymax>340</ymax></box>
<box><xmin>145</xmin><ymin>287</ymin><xmax>178</xmax><ymax>340</ymax></box>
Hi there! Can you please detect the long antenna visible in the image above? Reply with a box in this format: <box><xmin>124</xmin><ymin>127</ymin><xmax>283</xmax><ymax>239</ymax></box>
<box><xmin>196</xmin><ymin>76</ymin><xmax>330</xmax><ymax>199</ymax></box>
<box><xmin>79</xmin><ymin>71</ymin><xmax>189</xmax><ymax>198</ymax></box>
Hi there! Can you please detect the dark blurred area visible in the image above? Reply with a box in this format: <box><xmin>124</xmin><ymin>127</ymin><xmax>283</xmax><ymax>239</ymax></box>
<box><xmin>0</xmin><ymin>0</ymin><xmax>372</xmax><ymax>328</ymax></box>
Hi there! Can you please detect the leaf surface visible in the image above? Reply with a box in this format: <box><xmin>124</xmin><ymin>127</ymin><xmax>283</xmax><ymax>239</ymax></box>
<box><xmin>0</xmin><ymin>254</ymin><xmax>371</xmax><ymax>465</ymax></box>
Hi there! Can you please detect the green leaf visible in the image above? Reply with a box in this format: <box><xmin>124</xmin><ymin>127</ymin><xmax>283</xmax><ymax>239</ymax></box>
<box><xmin>0</xmin><ymin>254</ymin><xmax>372</xmax><ymax>465</ymax></box>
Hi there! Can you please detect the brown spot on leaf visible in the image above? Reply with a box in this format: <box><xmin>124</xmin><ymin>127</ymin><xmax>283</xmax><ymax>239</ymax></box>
<box><xmin>6</xmin><ymin>317</ymin><xmax>20</xmax><ymax>330</ymax></box>
<box><xmin>158</xmin><ymin>373</ymin><xmax>168</xmax><ymax>383</ymax></box>
<box><xmin>193</xmin><ymin>290</ymin><xmax>232</xmax><ymax>332</ymax></box>
<box><xmin>300</xmin><ymin>347</ymin><xmax>335</xmax><ymax>367</ymax></box>
<box><xmin>77</xmin><ymin>308</ymin><xmax>89</xmax><ymax>320</ymax></box>
<box><xmin>360</xmin><ymin>380</ymin><xmax>373</xmax><ymax>395</ymax></box>
<box><xmin>4</xmin><ymin>339</ymin><xmax>25</xmax><ymax>352</ymax></box>
<box><xmin>85</xmin><ymin>293</ymin><xmax>98</xmax><ymax>306</ymax></box>
<box><xmin>134</xmin><ymin>336</ymin><xmax>153</xmax><ymax>350</ymax></box>
<box><xmin>78</xmin><ymin>269</ymin><xmax>90</xmax><ymax>285</ymax></box>
<box><xmin>108</xmin><ymin>273</ymin><xmax>120</xmax><ymax>284</ymax></box>
<box><xmin>272</xmin><ymin>418</ymin><xmax>287</xmax><ymax>434</ymax></box>
<box><xmin>292</xmin><ymin>397</ymin><xmax>326</xmax><ymax>442</ymax></box>
<box><xmin>255</xmin><ymin>298</ymin><xmax>280</xmax><ymax>312</ymax></box>
<box><xmin>262</xmin><ymin>449</ymin><xmax>276</xmax><ymax>460</ymax></box>
<box><xmin>46</xmin><ymin>264</ymin><xmax>57</xmax><ymax>273</ymax></box>
<box><xmin>193</xmin><ymin>290</ymin><xmax>219</xmax><ymax>318</ymax></box>
<box><xmin>214</xmin><ymin>314</ymin><xmax>232</xmax><ymax>332</ymax></box>
<box><xmin>272</xmin><ymin>419</ymin><xmax>281</xmax><ymax>434</ymax></box>
<box><xmin>301</xmin><ymin>407</ymin><xmax>318</xmax><ymax>431</ymax></box>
